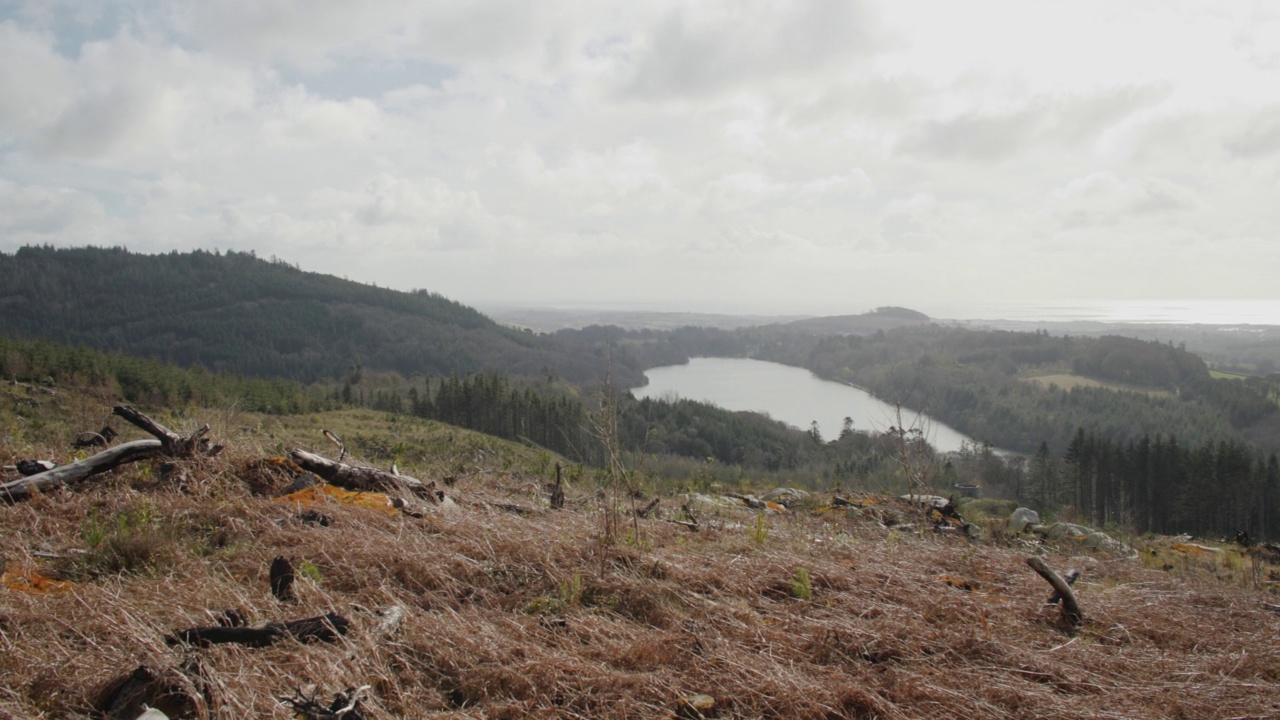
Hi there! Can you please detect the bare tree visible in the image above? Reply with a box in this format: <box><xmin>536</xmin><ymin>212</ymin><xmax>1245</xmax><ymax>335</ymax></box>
<box><xmin>887</xmin><ymin>402</ymin><xmax>938</xmax><ymax>505</ymax></box>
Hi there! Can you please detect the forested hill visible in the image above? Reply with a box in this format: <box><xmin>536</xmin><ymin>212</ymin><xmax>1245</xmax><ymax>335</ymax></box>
<box><xmin>0</xmin><ymin>246</ymin><xmax>641</xmax><ymax>385</ymax></box>
<box><xmin>780</xmin><ymin>305</ymin><xmax>931</xmax><ymax>335</ymax></box>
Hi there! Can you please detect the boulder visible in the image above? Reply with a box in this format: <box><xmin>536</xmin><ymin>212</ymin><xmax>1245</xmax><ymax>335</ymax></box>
<box><xmin>1007</xmin><ymin>507</ymin><xmax>1041</xmax><ymax>533</ymax></box>
<box><xmin>1082</xmin><ymin>531</ymin><xmax>1134</xmax><ymax>557</ymax></box>
<box><xmin>682</xmin><ymin>493</ymin><xmax>743</xmax><ymax>511</ymax></box>
<box><xmin>762</xmin><ymin>487</ymin><xmax>810</xmax><ymax>507</ymax></box>
<box><xmin>1036</xmin><ymin>522</ymin><xmax>1134</xmax><ymax>558</ymax></box>
<box><xmin>1044</xmin><ymin>522</ymin><xmax>1094</xmax><ymax>542</ymax></box>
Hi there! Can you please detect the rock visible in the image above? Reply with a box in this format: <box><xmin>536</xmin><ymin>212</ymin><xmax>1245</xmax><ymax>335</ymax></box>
<box><xmin>900</xmin><ymin>494</ymin><xmax>949</xmax><ymax>508</ymax></box>
<box><xmin>682</xmin><ymin>493</ymin><xmax>742</xmax><ymax>511</ymax></box>
<box><xmin>846</xmin><ymin>506</ymin><xmax>879</xmax><ymax>521</ymax></box>
<box><xmin>676</xmin><ymin>694</ymin><xmax>716</xmax><ymax>719</ymax></box>
<box><xmin>1037</xmin><ymin>522</ymin><xmax>1133</xmax><ymax>557</ymax></box>
<box><xmin>1043</xmin><ymin>522</ymin><xmax>1094</xmax><ymax>542</ymax></box>
<box><xmin>1082</xmin><ymin>531</ymin><xmax>1134</xmax><ymax>557</ymax></box>
<box><xmin>1007</xmin><ymin>507</ymin><xmax>1041</xmax><ymax>533</ymax></box>
<box><xmin>762</xmin><ymin>487</ymin><xmax>810</xmax><ymax>507</ymax></box>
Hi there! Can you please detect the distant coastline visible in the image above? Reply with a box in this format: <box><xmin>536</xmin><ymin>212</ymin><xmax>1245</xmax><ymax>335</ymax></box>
<box><xmin>930</xmin><ymin>299</ymin><xmax>1280</xmax><ymax>326</ymax></box>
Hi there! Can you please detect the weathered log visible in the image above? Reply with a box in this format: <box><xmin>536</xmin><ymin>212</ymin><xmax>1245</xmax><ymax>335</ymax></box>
<box><xmin>270</xmin><ymin>556</ymin><xmax>296</xmax><ymax>602</ymax></box>
<box><xmin>289</xmin><ymin>448</ymin><xmax>439</xmax><ymax>500</ymax></box>
<box><xmin>1046</xmin><ymin>568</ymin><xmax>1081</xmax><ymax>605</ymax></box>
<box><xmin>1027</xmin><ymin>556</ymin><xmax>1083</xmax><ymax>627</ymax></box>
<box><xmin>549</xmin><ymin>462</ymin><xmax>565</xmax><ymax>510</ymax></box>
<box><xmin>113</xmin><ymin>406</ymin><xmax>221</xmax><ymax>458</ymax></box>
<box><xmin>94</xmin><ymin>664</ymin><xmax>208</xmax><ymax>720</ymax></box>
<box><xmin>635</xmin><ymin>497</ymin><xmax>660</xmax><ymax>519</ymax></box>
<box><xmin>167</xmin><ymin>613</ymin><xmax>350</xmax><ymax>647</ymax></box>
<box><xmin>1</xmin><ymin>440</ymin><xmax>163</xmax><ymax>503</ymax></box>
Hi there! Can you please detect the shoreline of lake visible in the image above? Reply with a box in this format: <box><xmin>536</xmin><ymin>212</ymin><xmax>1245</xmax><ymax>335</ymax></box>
<box><xmin>630</xmin><ymin>357</ymin><xmax>985</xmax><ymax>455</ymax></box>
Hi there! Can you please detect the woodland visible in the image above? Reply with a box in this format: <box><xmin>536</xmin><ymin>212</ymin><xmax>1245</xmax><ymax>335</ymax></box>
<box><xmin>2</xmin><ymin>245</ymin><xmax>1279</xmax><ymax>540</ymax></box>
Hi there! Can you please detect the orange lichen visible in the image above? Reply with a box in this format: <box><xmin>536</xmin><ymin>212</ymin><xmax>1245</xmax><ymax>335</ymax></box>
<box><xmin>2</xmin><ymin>567</ymin><xmax>76</xmax><ymax>596</ymax></box>
<box><xmin>275</xmin><ymin>484</ymin><xmax>398</xmax><ymax>515</ymax></box>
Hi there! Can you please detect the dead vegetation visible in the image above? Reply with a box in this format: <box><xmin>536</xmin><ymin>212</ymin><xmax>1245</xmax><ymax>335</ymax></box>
<box><xmin>3</xmin><ymin>408</ymin><xmax>1280</xmax><ymax>719</ymax></box>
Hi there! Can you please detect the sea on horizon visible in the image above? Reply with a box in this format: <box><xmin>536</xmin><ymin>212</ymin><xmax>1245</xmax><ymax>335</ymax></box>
<box><xmin>928</xmin><ymin>299</ymin><xmax>1280</xmax><ymax>326</ymax></box>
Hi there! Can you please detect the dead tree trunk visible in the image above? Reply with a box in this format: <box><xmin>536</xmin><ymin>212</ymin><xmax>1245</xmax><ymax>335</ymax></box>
<box><xmin>289</xmin><ymin>449</ymin><xmax>440</xmax><ymax>501</ymax></box>
<box><xmin>167</xmin><ymin>613</ymin><xmax>350</xmax><ymax>648</ymax></box>
<box><xmin>1</xmin><ymin>441</ymin><xmax>162</xmax><ymax>502</ymax></box>
<box><xmin>113</xmin><ymin>405</ymin><xmax>223</xmax><ymax>457</ymax></box>
<box><xmin>3</xmin><ymin>407</ymin><xmax>225</xmax><ymax>503</ymax></box>
<box><xmin>1027</xmin><ymin>556</ymin><xmax>1083</xmax><ymax>627</ymax></box>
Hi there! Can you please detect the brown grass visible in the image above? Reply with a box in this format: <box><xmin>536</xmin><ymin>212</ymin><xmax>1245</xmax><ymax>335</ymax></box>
<box><xmin>4</xmin><ymin>423</ymin><xmax>1280</xmax><ymax>719</ymax></box>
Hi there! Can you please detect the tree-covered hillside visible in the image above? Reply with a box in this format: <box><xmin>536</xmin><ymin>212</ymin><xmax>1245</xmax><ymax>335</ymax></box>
<box><xmin>657</xmin><ymin>323</ymin><xmax>1280</xmax><ymax>456</ymax></box>
<box><xmin>0</xmin><ymin>246</ymin><xmax>645</xmax><ymax>386</ymax></box>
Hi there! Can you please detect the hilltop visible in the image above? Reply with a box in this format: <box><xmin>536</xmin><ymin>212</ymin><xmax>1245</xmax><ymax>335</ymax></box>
<box><xmin>778</xmin><ymin>306</ymin><xmax>932</xmax><ymax>335</ymax></box>
<box><xmin>2</xmin><ymin>387</ymin><xmax>1280</xmax><ymax>719</ymax></box>
<box><xmin>0</xmin><ymin>246</ymin><xmax>645</xmax><ymax>386</ymax></box>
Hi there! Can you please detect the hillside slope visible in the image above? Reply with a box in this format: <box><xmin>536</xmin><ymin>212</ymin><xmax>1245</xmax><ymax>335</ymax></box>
<box><xmin>0</xmin><ymin>246</ymin><xmax>638</xmax><ymax>385</ymax></box>
<box><xmin>2</xmin><ymin>400</ymin><xmax>1280</xmax><ymax>719</ymax></box>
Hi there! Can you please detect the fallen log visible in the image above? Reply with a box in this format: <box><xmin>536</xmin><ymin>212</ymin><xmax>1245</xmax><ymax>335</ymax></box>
<box><xmin>167</xmin><ymin>613</ymin><xmax>350</xmax><ymax>648</ymax></box>
<box><xmin>113</xmin><ymin>406</ymin><xmax>223</xmax><ymax>458</ymax></box>
<box><xmin>3</xmin><ymin>407</ymin><xmax>230</xmax><ymax>503</ymax></box>
<box><xmin>665</xmin><ymin>519</ymin><xmax>700</xmax><ymax>532</ymax></box>
<box><xmin>1027</xmin><ymin>556</ymin><xmax>1083</xmax><ymax>627</ymax></box>
<box><xmin>289</xmin><ymin>449</ymin><xmax>440</xmax><ymax>501</ymax></box>
<box><xmin>1</xmin><ymin>440</ymin><xmax>163</xmax><ymax>503</ymax></box>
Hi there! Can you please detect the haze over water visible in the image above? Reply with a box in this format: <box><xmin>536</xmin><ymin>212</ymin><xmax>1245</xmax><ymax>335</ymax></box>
<box><xmin>924</xmin><ymin>299</ymin><xmax>1280</xmax><ymax>325</ymax></box>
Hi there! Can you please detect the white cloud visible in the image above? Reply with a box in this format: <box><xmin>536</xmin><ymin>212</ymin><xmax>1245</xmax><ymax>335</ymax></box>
<box><xmin>0</xmin><ymin>179</ymin><xmax>108</xmax><ymax>236</ymax></box>
<box><xmin>0</xmin><ymin>1</ymin><xmax>1277</xmax><ymax>313</ymax></box>
<box><xmin>1051</xmin><ymin>172</ymin><xmax>1197</xmax><ymax>227</ymax></box>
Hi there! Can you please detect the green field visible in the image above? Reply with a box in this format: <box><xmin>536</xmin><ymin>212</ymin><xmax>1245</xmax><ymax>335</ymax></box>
<box><xmin>1023</xmin><ymin>373</ymin><xmax>1172</xmax><ymax>397</ymax></box>
<box><xmin>1210</xmin><ymin>369</ymin><xmax>1252</xmax><ymax>380</ymax></box>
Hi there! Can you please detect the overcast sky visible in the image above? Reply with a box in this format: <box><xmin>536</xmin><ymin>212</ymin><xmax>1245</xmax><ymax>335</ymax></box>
<box><xmin>1</xmin><ymin>1</ymin><xmax>1278</xmax><ymax>316</ymax></box>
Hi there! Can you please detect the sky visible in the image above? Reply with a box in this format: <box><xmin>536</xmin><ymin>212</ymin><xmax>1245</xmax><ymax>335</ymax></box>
<box><xmin>1</xmin><ymin>1</ymin><xmax>1278</xmax><ymax>317</ymax></box>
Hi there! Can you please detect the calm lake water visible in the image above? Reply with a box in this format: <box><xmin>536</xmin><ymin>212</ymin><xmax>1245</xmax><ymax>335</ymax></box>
<box><xmin>629</xmin><ymin>357</ymin><xmax>975</xmax><ymax>454</ymax></box>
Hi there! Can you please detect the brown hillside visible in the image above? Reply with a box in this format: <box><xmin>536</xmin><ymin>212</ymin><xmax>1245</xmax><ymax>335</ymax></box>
<box><xmin>3</xmin><ymin>414</ymin><xmax>1280</xmax><ymax>719</ymax></box>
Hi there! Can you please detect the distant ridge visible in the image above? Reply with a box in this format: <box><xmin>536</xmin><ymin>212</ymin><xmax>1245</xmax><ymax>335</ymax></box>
<box><xmin>781</xmin><ymin>306</ymin><xmax>931</xmax><ymax>335</ymax></box>
<box><xmin>0</xmin><ymin>246</ymin><xmax>631</xmax><ymax>384</ymax></box>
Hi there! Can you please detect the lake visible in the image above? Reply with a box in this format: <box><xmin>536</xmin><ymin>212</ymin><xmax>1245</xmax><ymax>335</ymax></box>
<box><xmin>629</xmin><ymin>357</ymin><xmax>976</xmax><ymax>454</ymax></box>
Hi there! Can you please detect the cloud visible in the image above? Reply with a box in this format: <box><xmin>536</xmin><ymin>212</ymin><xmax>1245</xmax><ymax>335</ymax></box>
<box><xmin>1050</xmin><ymin>172</ymin><xmax>1196</xmax><ymax>227</ymax></box>
<box><xmin>897</xmin><ymin>108</ymin><xmax>1042</xmax><ymax>161</ymax></box>
<box><xmin>896</xmin><ymin>85</ymin><xmax>1170</xmax><ymax>161</ymax></box>
<box><xmin>1225</xmin><ymin>105</ymin><xmax>1280</xmax><ymax>158</ymax></box>
<box><xmin>623</xmin><ymin>0</ymin><xmax>881</xmax><ymax>101</ymax></box>
<box><xmin>0</xmin><ymin>180</ymin><xmax>116</xmax><ymax>248</ymax></box>
<box><xmin>877</xmin><ymin>194</ymin><xmax>941</xmax><ymax>251</ymax></box>
<box><xmin>0</xmin><ymin>2</ymin><xmax>1278</xmax><ymax>312</ymax></box>
<box><xmin>0</xmin><ymin>21</ymin><xmax>75</xmax><ymax>141</ymax></box>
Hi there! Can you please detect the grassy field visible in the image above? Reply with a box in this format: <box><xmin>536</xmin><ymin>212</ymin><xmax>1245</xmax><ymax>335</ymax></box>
<box><xmin>1210</xmin><ymin>369</ymin><xmax>1252</xmax><ymax>381</ymax></box>
<box><xmin>4</xmin><ymin>386</ymin><xmax>1280</xmax><ymax>719</ymax></box>
<box><xmin>1022</xmin><ymin>372</ymin><xmax>1173</xmax><ymax>398</ymax></box>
